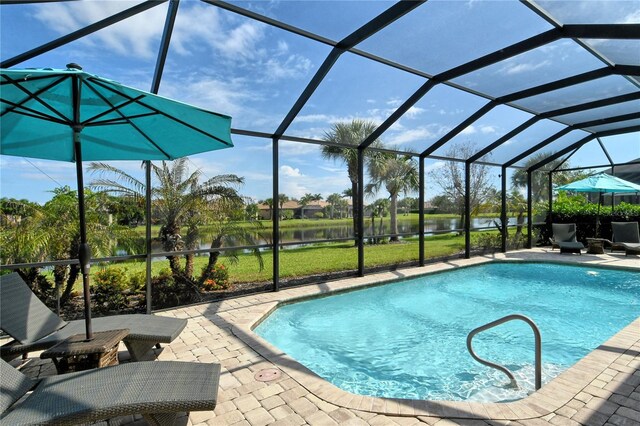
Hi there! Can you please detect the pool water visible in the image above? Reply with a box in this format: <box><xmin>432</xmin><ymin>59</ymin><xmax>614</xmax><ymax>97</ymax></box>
<box><xmin>254</xmin><ymin>263</ymin><xmax>640</xmax><ymax>402</ymax></box>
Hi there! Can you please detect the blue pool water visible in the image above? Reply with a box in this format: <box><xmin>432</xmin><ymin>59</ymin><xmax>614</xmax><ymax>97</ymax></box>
<box><xmin>255</xmin><ymin>263</ymin><xmax>640</xmax><ymax>402</ymax></box>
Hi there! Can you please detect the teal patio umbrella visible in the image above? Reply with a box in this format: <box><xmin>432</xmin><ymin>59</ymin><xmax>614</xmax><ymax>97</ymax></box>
<box><xmin>556</xmin><ymin>172</ymin><xmax>640</xmax><ymax>236</ymax></box>
<box><xmin>1</xmin><ymin>65</ymin><xmax>233</xmax><ymax>339</ymax></box>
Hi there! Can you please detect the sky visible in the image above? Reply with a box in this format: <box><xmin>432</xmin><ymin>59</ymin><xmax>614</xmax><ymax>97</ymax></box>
<box><xmin>1</xmin><ymin>0</ymin><xmax>638</xmax><ymax>205</ymax></box>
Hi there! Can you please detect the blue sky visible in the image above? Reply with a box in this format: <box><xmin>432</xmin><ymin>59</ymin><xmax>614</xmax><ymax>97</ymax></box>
<box><xmin>1</xmin><ymin>0</ymin><xmax>638</xmax><ymax>204</ymax></box>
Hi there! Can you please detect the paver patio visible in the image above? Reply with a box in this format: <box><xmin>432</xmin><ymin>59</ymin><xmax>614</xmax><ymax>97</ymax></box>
<box><xmin>12</xmin><ymin>249</ymin><xmax>640</xmax><ymax>425</ymax></box>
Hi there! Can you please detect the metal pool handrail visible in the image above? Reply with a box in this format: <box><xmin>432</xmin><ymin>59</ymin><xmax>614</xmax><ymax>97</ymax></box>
<box><xmin>466</xmin><ymin>314</ymin><xmax>542</xmax><ymax>390</ymax></box>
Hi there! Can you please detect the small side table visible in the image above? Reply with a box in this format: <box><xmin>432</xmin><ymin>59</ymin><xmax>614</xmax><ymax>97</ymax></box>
<box><xmin>41</xmin><ymin>329</ymin><xmax>129</xmax><ymax>374</ymax></box>
<box><xmin>586</xmin><ymin>238</ymin><xmax>606</xmax><ymax>254</ymax></box>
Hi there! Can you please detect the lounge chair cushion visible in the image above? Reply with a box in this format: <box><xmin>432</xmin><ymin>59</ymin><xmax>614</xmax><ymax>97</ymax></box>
<box><xmin>1</xmin><ymin>273</ymin><xmax>187</xmax><ymax>361</ymax></box>
<box><xmin>0</xmin><ymin>273</ymin><xmax>67</xmax><ymax>344</ymax></box>
<box><xmin>0</xmin><ymin>360</ymin><xmax>35</xmax><ymax>413</ymax></box>
<box><xmin>558</xmin><ymin>242</ymin><xmax>584</xmax><ymax>253</ymax></box>
<box><xmin>622</xmin><ymin>242</ymin><xmax>640</xmax><ymax>254</ymax></box>
<box><xmin>612</xmin><ymin>222</ymin><xmax>640</xmax><ymax>244</ymax></box>
<box><xmin>1</xmin><ymin>359</ymin><xmax>220</xmax><ymax>425</ymax></box>
<box><xmin>552</xmin><ymin>224</ymin><xmax>584</xmax><ymax>253</ymax></box>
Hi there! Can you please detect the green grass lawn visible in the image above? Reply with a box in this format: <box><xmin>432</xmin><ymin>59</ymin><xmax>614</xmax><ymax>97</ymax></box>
<box><xmin>92</xmin><ymin>232</ymin><xmax>473</xmax><ymax>286</ymax></box>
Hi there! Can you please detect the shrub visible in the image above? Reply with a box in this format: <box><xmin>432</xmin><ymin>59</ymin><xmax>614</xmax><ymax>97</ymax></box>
<box><xmin>151</xmin><ymin>269</ymin><xmax>201</xmax><ymax>309</ymax></box>
<box><xmin>472</xmin><ymin>232</ymin><xmax>528</xmax><ymax>250</ymax></box>
<box><xmin>200</xmin><ymin>263</ymin><xmax>230</xmax><ymax>291</ymax></box>
<box><xmin>92</xmin><ymin>267</ymin><xmax>129</xmax><ymax>312</ymax></box>
<box><xmin>128</xmin><ymin>271</ymin><xmax>146</xmax><ymax>292</ymax></box>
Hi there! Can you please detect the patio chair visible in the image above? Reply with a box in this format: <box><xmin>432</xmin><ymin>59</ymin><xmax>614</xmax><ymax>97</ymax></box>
<box><xmin>551</xmin><ymin>223</ymin><xmax>584</xmax><ymax>254</ymax></box>
<box><xmin>1</xmin><ymin>358</ymin><xmax>220</xmax><ymax>425</ymax></box>
<box><xmin>0</xmin><ymin>273</ymin><xmax>187</xmax><ymax>362</ymax></box>
<box><xmin>610</xmin><ymin>222</ymin><xmax>640</xmax><ymax>255</ymax></box>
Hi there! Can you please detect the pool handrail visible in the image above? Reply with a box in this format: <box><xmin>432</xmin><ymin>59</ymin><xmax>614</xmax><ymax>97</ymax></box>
<box><xmin>466</xmin><ymin>313</ymin><xmax>542</xmax><ymax>391</ymax></box>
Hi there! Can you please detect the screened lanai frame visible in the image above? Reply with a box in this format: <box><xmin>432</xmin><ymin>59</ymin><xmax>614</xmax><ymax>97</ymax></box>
<box><xmin>1</xmin><ymin>0</ymin><xmax>638</xmax><ymax>310</ymax></box>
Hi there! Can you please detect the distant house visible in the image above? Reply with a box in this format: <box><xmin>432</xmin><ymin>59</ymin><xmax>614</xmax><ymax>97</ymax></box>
<box><xmin>256</xmin><ymin>198</ymin><xmax>358</xmax><ymax>220</ymax></box>
<box><xmin>424</xmin><ymin>202</ymin><xmax>437</xmax><ymax>214</ymax></box>
<box><xmin>256</xmin><ymin>200</ymin><xmax>299</xmax><ymax>220</ymax></box>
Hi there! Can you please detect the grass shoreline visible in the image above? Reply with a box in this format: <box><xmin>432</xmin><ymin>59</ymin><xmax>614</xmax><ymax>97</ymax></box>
<box><xmin>90</xmin><ymin>231</ymin><xmax>502</xmax><ymax>286</ymax></box>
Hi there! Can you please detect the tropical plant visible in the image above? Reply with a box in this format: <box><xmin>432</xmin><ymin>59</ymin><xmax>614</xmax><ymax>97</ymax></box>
<box><xmin>260</xmin><ymin>198</ymin><xmax>274</xmax><ymax>220</ymax></box>
<box><xmin>196</xmin><ymin>197</ymin><xmax>264</xmax><ymax>284</ymax></box>
<box><xmin>299</xmin><ymin>193</ymin><xmax>322</xmax><ymax>218</ymax></box>
<box><xmin>511</xmin><ymin>154</ymin><xmax>591</xmax><ymax>203</ymax></box>
<box><xmin>322</xmin><ymin>119</ymin><xmax>383</xmax><ymax>237</ymax></box>
<box><xmin>325</xmin><ymin>193</ymin><xmax>344</xmax><ymax>219</ymax></box>
<box><xmin>368</xmin><ymin>198</ymin><xmax>390</xmax><ymax>244</ymax></box>
<box><xmin>367</xmin><ymin>153</ymin><xmax>419</xmax><ymax>242</ymax></box>
<box><xmin>1</xmin><ymin>187</ymin><xmax>139</xmax><ymax>307</ymax></box>
<box><xmin>89</xmin><ymin>159</ymin><xmax>244</xmax><ymax>277</ymax></box>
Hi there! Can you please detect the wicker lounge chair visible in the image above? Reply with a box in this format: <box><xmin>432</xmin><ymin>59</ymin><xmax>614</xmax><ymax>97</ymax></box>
<box><xmin>552</xmin><ymin>223</ymin><xmax>584</xmax><ymax>254</ymax></box>
<box><xmin>610</xmin><ymin>222</ymin><xmax>640</xmax><ymax>255</ymax></box>
<box><xmin>0</xmin><ymin>273</ymin><xmax>187</xmax><ymax>362</ymax></box>
<box><xmin>1</xmin><ymin>358</ymin><xmax>220</xmax><ymax>425</ymax></box>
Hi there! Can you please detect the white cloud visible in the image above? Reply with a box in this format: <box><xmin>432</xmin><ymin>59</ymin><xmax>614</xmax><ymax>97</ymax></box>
<box><xmin>280</xmin><ymin>165</ymin><xmax>303</xmax><ymax>177</ymax></box>
<box><xmin>386</xmin><ymin>99</ymin><xmax>403</xmax><ymax>107</ymax></box>
<box><xmin>387</xmin><ymin>127</ymin><xmax>435</xmax><ymax>145</ymax></box>
<box><xmin>461</xmin><ymin>125</ymin><xmax>477</xmax><ymax>135</ymax></box>
<box><xmin>264</xmin><ymin>54</ymin><xmax>312</xmax><ymax>81</ymax></box>
<box><xmin>480</xmin><ymin>125</ymin><xmax>497</xmax><ymax>134</ymax></box>
<box><xmin>426</xmin><ymin>161</ymin><xmax>446</xmax><ymax>172</ymax></box>
<box><xmin>33</xmin><ymin>2</ymin><xmax>166</xmax><ymax>59</ymax></box>
<box><xmin>624</xmin><ymin>9</ymin><xmax>640</xmax><ymax>24</ymax></box>
<box><xmin>499</xmin><ymin>60</ymin><xmax>551</xmax><ymax>75</ymax></box>
<box><xmin>404</xmin><ymin>106</ymin><xmax>426</xmax><ymax>119</ymax></box>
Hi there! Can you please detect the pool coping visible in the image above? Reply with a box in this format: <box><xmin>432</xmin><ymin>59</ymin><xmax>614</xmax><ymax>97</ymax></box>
<box><xmin>229</xmin><ymin>253</ymin><xmax>640</xmax><ymax>421</ymax></box>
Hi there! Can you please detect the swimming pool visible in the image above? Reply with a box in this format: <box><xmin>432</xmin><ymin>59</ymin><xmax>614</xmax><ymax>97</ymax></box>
<box><xmin>254</xmin><ymin>262</ymin><xmax>640</xmax><ymax>402</ymax></box>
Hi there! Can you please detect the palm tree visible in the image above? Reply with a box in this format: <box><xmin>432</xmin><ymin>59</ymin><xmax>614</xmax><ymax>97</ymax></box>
<box><xmin>511</xmin><ymin>154</ymin><xmax>590</xmax><ymax>204</ymax></box>
<box><xmin>89</xmin><ymin>159</ymin><xmax>243</xmax><ymax>277</ymax></box>
<box><xmin>326</xmin><ymin>193</ymin><xmax>343</xmax><ymax>219</ymax></box>
<box><xmin>260</xmin><ymin>198</ymin><xmax>274</xmax><ymax>220</ymax></box>
<box><xmin>322</xmin><ymin>120</ymin><xmax>383</xmax><ymax>236</ymax></box>
<box><xmin>1</xmin><ymin>187</ymin><xmax>138</xmax><ymax>306</ymax></box>
<box><xmin>278</xmin><ymin>193</ymin><xmax>289</xmax><ymax>219</ymax></box>
<box><xmin>299</xmin><ymin>193</ymin><xmax>322</xmax><ymax>219</ymax></box>
<box><xmin>367</xmin><ymin>153</ymin><xmax>419</xmax><ymax>242</ymax></box>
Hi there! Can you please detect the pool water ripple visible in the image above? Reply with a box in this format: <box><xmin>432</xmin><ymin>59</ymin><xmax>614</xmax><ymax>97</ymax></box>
<box><xmin>255</xmin><ymin>263</ymin><xmax>640</xmax><ymax>402</ymax></box>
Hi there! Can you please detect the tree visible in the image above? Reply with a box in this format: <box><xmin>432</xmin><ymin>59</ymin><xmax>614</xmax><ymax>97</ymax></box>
<box><xmin>245</xmin><ymin>202</ymin><xmax>259</xmax><ymax>220</ymax></box>
<box><xmin>368</xmin><ymin>198</ymin><xmax>389</xmax><ymax>244</ymax></box>
<box><xmin>299</xmin><ymin>193</ymin><xmax>322</xmax><ymax>218</ymax></box>
<box><xmin>260</xmin><ymin>198</ymin><xmax>274</xmax><ymax>220</ymax></box>
<box><xmin>89</xmin><ymin>160</ymin><xmax>243</xmax><ymax>277</ymax></box>
<box><xmin>278</xmin><ymin>193</ymin><xmax>290</xmax><ymax>219</ymax></box>
<box><xmin>326</xmin><ymin>193</ymin><xmax>343</xmax><ymax>219</ymax></box>
<box><xmin>429</xmin><ymin>195</ymin><xmax>456</xmax><ymax>214</ymax></box>
<box><xmin>1</xmin><ymin>187</ymin><xmax>139</xmax><ymax>306</ymax></box>
<box><xmin>511</xmin><ymin>154</ymin><xmax>591</xmax><ymax>203</ymax></box>
<box><xmin>367</xmin><ymin>153</ymin><xmax>419</xmax><ymax>242</ymax></box>
<box><xmin>322</xmin><ymin>119</ymin><xmax>383</xmax><ymax>236</ymax></box>
<box><xmin>428</xmin><ymin>142</ymin><xmax>495</xmax><ymax>224</ymax></box>
<box><xmin>198</xmin><ymin>197</ymin><xmax>264</xmax><ymax>283</ymax></box>
<box><xmin>398</xmin><ymin>197</ymin><xmax>417</xmax><ymax>215</ymax></box>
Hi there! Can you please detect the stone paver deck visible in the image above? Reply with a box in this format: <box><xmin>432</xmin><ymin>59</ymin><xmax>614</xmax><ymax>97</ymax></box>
<box><xmin>13</xmin><ymin>249</ymin><xmax>640</xmax><ymax>425</ymax></box>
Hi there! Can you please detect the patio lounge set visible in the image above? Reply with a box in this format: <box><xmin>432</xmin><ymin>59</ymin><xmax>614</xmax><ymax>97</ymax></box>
<box><xmin>552</xmin><ymin>222</ymin><xmax>640</xmax><ymax>255</ymax></box>
<box><xmin>0</xmin><ymin>273</ymin><xmax>221</xmax><ymax>425</ymax></box>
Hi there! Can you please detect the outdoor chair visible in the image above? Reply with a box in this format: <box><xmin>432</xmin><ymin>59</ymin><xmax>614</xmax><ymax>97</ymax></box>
<box><xmin>1</xmin><ymin>358</ymin><xmax>220</xmax><ymax>425</ymax></box>
<box><xmin>609</xmin><ymin>222</ymin><xmax>640</xmax><ymax>255</ymax></box>
<box><xmin>0</xmin><ymin>273</ymin><xmax>187</xmax><ymax>362</ymax></box>
<box><xmin>551</xmin><ymin>223</ymin><xmax>584</xmax><ymax>254</ymax></box>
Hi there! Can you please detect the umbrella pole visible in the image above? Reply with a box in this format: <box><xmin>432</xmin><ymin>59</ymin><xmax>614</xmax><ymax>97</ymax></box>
<box><xmin>74</xmin><ymin>127</ymin><xmax>93</xmax><ymax>340</ymax></box>
<box><xmin>596</xmin><ymin>193</ymin><xmax>602</xmax><ymax>238</ymax></box>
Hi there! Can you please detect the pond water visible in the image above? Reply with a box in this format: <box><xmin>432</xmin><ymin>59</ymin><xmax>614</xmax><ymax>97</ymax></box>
<box><xmin>131</xmin><ymin>216</ymin><xmax>526</xmax><ymax>255</ymax></box>
<box><xmin>192</xmin><ymin>216</ymin><xmax>526</xmax><ymax>248</ymax></box>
